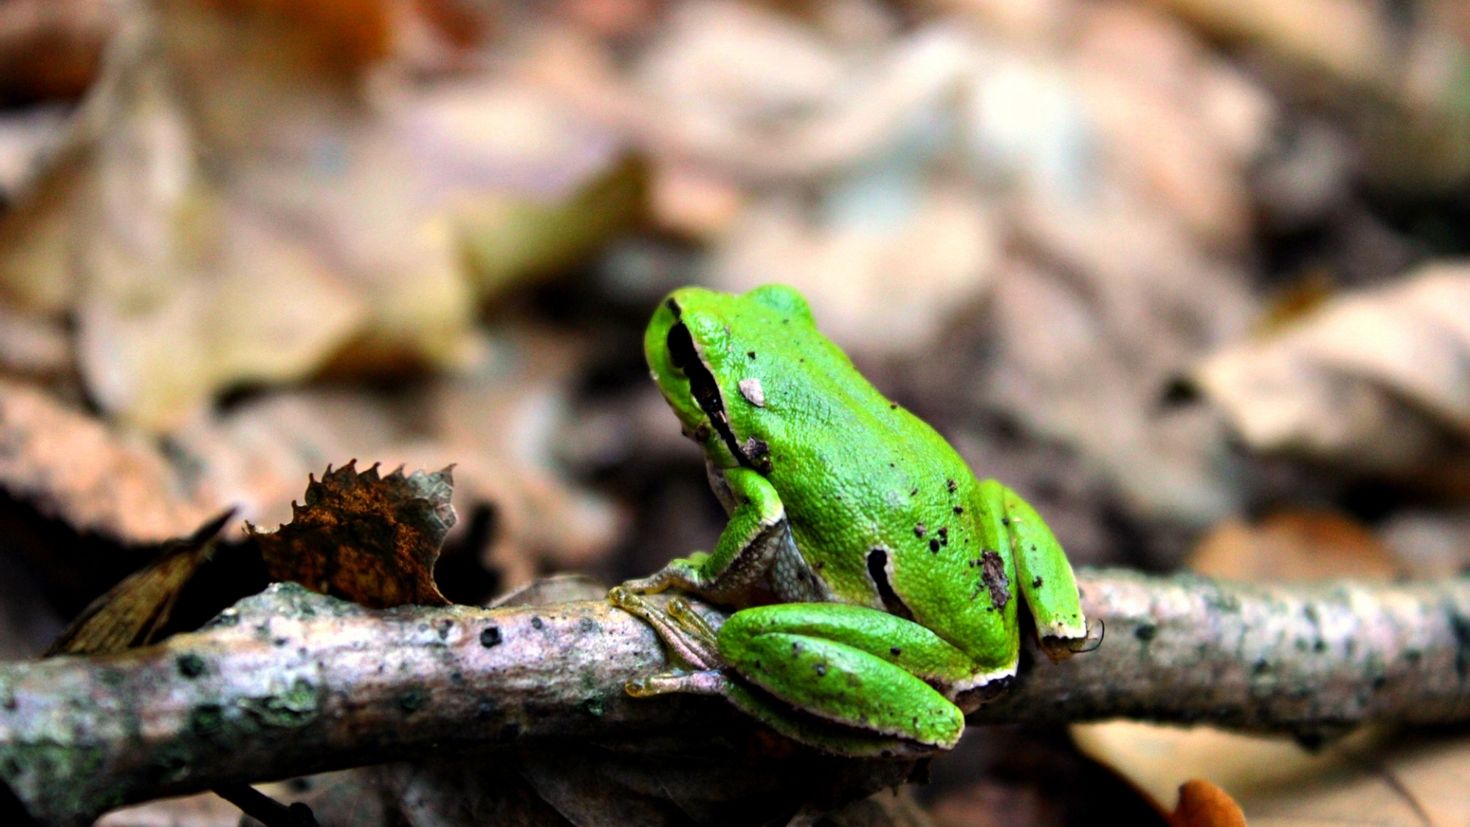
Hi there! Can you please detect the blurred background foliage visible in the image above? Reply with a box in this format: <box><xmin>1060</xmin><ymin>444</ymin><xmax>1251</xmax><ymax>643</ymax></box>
<box><xmin>0</xmin><ymin>0</ymin><xmax>1467</xmax><ymax>824</ymax></box>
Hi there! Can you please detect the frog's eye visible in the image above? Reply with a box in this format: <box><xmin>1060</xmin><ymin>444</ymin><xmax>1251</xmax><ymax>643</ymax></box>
<box><xmin>667</xmin><ymin>322</ymin><xmax>725</xmax><ymax>425</ymax></box>
<box><xmin>667</xmin><ymin>322</ymin><xmax>696</xmax><ymax>372</ymax></box>
<box><xmin>665</xmin><ymin>319</ymin><xmax>761</xmax><ymax>471</ymax></box>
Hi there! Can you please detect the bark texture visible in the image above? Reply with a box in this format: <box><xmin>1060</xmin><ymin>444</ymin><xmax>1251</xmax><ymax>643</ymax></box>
<box><xmin>1</xmin><ymin>569</ymin><xmax>1468</xmax><ymax>824</ymax></box>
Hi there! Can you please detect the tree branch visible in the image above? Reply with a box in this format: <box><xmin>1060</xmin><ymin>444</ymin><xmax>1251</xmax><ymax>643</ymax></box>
<box><xmin>3</xmin><ymin>568</ymin><xmax>1469</xmax><ymax>824</ymax></box>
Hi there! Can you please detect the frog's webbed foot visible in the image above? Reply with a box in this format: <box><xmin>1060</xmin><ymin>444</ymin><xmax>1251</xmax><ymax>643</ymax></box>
<box><xmin>608</xmin><ymin>588</ymin><xmax>739</xmax><ymax>710</ymax></box>
<box><xmin>1042</xmin><ymin>615</ymin><xmax>1105</xmax><ymax>660</ymax></box>
<box><xmin>608</xmin><ymin>586</ymin><xmax>724</xmax><ymax>671</ymax></box>
<box><xmin>617</xmin><ymin>553</ymin><xmax>710</xmax><ymax>596</ymax></box>
<box><xmin>626</xmin><ymin>669</ymin><xmax>730</xmax><ymax>697</ymax></box>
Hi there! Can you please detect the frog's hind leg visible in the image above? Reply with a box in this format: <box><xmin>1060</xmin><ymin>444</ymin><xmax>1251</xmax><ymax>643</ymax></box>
<box><xmin>979</xmin><ymin>480</ymin><xmax>1090</xmax><ymax>660</ymax></box>
<box><xmin>716</xmin><ymin>604</ymin><xmax>970</xmax><ymax>750</ymax></box>
<box><xmin>720</xmin><ymin>681</ymin><xmax>941</xmax><ymax>758</ymax></box>
<box><xmin>611</xmin><ymin>587</ymin><xmax>964</xmax><ymax>757</ymax></box>
<box><xmin>634</xmin><ymin>671</ymin><xmax>942</xmax><ymax>758</ymax></box>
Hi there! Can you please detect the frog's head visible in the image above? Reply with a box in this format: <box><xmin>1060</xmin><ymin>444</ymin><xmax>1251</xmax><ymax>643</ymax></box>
<box><xmin>645</xmin><ymin>284</ymin><xmax>813</xmax><ymax>469</ymax></box>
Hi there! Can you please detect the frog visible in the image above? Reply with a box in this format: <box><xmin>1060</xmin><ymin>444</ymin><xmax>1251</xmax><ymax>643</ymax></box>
<box><xmin>609</xmin><ymin>284</ymin><xmax>1091</xmax><ymax>757</ymax></box>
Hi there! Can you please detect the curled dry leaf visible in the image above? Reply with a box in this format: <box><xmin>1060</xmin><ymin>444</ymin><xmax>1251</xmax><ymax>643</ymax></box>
<box><xmin>249</xmin><ymin>461</ymin><xmax>455</xmax><ymax>608</ymax></box>
<box><xmin>45</xmin><ymin>509</ymin><xmax>232</xmax><ymax>657</ymax></box>
<box><xmin>1171</xmin><ymin>779</ymin><xmax>1246</xmax><ymax>827</ymax></box>
<box><xmin>1192</xmin><ymin>262</ymin><xmax>1470</xmax><ymax>482</ymax></box>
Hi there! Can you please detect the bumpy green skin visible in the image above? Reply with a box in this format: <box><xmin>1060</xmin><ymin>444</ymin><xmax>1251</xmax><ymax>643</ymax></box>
<box><xmin>620</xmin><ymin>284</ymin><xmax>1088</xmax><ymax>754</ymax></box>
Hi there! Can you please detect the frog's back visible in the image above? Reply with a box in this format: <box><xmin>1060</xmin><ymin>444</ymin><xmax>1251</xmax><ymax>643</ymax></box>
<box><xmin>698</xmin><ymin>289</ymin><xmax>1017</xmax><ymax>662</ymax></box>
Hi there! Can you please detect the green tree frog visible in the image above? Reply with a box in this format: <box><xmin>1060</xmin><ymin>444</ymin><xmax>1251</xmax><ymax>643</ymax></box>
<box><xmin>611</xmin><ymin>284</ymin><xmax>1091</xmax><ymax>756</ymax></box>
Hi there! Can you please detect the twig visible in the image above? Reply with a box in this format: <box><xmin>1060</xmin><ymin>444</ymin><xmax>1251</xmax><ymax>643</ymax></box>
<box><xmin>211</xmin><ymin>783</ymin><xmax>319</xmax><ymax>827</ymax></box>
<box><xmin>1</xmin><ymin>569</ymin><xmax>1468</xmax><ymax>824</ymax></box>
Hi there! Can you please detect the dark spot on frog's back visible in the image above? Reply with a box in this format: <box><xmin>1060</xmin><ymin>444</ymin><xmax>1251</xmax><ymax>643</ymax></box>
<box><xmin>866</xmin><ymin>548</ymin><xmax>915</xmax><ymax>621</ymax></box>
<box><xmin>743</xmin><ymin>437</ymin><xmax>772</xmax><ymax>471</ymax></box>
<box><xmin>980</xmin><ymin>550</ymin><xmax>1010</xmax><ymax>610</ymax></box>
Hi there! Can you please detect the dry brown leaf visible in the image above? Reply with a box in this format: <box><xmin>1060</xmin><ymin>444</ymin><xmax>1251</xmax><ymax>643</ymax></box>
<box><xmin>1189</xmin><ymin>510</ymin><xmax>1398</xmax><ymax>582</ymax></box>
<box><xmin>1076</xmin><ymin>724</ymin><xmax>1470</xmax><ymax>827</ymax></box>
<box><xmin>0</xmin><ymin>301</ymin><xmax>69</xmax><ymax>379</ymax></box>
<box><xmin>0</xmin><ymin>0</ymin><xmax>635</xmax><ymax>431</ymax></box>
<box><xmin>1171</xmin><ymin>780</ymin><xmax>1246</xmax><ymax>827</ymax></box>
<box><xmin>421</xmin><ymin>339</ymin><xmax>628</xmax><ymax>576</ymax></box>
<box><xmin>250</xmin><ymin>461</ymin><xmax>455</xmax><ymax>608</ymax></box>
<box><xmin>1072</xmin><ymin>3</ymin><xmax>1269</xmax><ymax>249</ymax></box>
<box><xmin>159</xmin><ymin>326</ymin><xmax>624</xmax><ymax>589</ymax></box>
<box><xmin>0</xmin><ymin>377</ymin><xmax>216</xmax><ymax>543</ymax></box>
<box><xmin>45</xmin><ymin>509</ymin><xmax>231</xmax><ymax>656</ymax></box>
<box><xmin>1193</xmin><ymin>262</ymin><xmax>1470</xmax><ymax>483</ymax></box>
<box><xmin>709</xmin><ymin>182</ymin><xmax>1002</xmax><ymax>355</ymax></box>
<box><xmin>1142</xmin><ymin>0</ymin><xmax>1394</xmax><ymax>90</ymax></box>
<box><xmin>96</xmin><ymin>791</ymin><xmax>257</xmax><ymax>827</ymax></box>
<box><xmin>0</xmin><ymin>0</ymin><xmax>114</xmax><ymax>105</ymax></box>
<box><xmin>978</xmin><ymin>219</ymin><xmax>1249</xmax><ymax>531</ymax></box>
<box><xmin>0</xmin><ymin>0</ymin><xmax>453</xmax><ymax>430</ymax></box>
<box><xmin>456</xmin><ymin>154</ymin><xmax>647</xmax><ymax>297</ymax></box>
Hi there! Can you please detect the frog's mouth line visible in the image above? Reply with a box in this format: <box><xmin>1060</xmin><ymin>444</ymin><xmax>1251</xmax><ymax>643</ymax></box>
<box><xmin>665</xmin><ymin>299</ymin><xmax>757</xmax><ymax>470</ymax></box>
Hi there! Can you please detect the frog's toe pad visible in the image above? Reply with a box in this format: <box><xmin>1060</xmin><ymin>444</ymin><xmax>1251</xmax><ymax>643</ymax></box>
<box><xmin>626</xmin><ymin>669</ymin><xmax>729</xmax><ymax>698</ymax></box>
<box><xmin>615</xmin><ymin>577</ymin><xmax>667</xmax><ymax>596</ymax></box>
<box><xmin>607</xmin><ymin>585</ymin><xmax>642</xmax><ymax>608</ymax></box>
<box><xmin>1040</xmin><ymin>617</ymin><xmax>1103</xmax><ymax>661</ymax></box>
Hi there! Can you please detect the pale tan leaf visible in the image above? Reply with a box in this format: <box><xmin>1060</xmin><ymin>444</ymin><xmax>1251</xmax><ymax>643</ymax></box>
<box><xmin>0</xmin><ymin>0</ymin><xmax>634</xmax><ymax>431</ymax></box>
<box><xmin>1194</xmin><ymin>262</ymin><xmax>1470</xmax><ymax>478</ymax></box>
<box><xmin>1076</xmin><ymin>723</ymin><xmax>1470</xmax><ymax>827</ymax></box>
<box><xmin>1189</xmin><ymin>511</ymin><xmax>1398</xmax><ymax>582</ymax></box>
<box><xmin>0</xmin><ymin>377</ymin><xmax>215</xmax><ymax>543</ymax></box>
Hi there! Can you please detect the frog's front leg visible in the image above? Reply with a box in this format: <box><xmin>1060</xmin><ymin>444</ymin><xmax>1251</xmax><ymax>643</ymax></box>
<box><xmin>978</xmin><ymin>480</ymin><xmax>1090</xmax><ymax>659</ymax></box>
<box><xmin>620</xmin><ymin>467</ymin><xmax>792</xmax><ymax>604</ymax></box>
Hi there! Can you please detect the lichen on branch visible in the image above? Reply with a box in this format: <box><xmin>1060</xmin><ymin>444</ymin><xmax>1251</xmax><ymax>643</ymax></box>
<box><xmin>2</xmin><ymin>569</ymin><xmax>1468</xmax><ymax>824</ymax></box>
